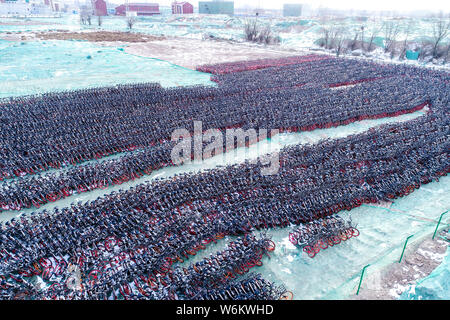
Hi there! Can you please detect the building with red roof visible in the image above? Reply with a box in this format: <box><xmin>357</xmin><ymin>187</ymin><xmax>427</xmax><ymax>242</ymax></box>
<box><xmin>92</xmin><ymin>0</ymin><xmax>107</xmax><ymax>16</ymax></box>
<box><xmin>171</xmin><ymin>1</ymin><xmax>193</xmax><ymax>14</ymax></box>
<box><xmin>115</xmin><ymin>2</ymin><xmax>160</xmax><ymax>16</ymax></box>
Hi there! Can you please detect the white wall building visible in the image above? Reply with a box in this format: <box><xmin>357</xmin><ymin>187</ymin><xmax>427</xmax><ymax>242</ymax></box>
<box><xmin>0</xmin><ymin>0</ymin><xmax>32</xmax><ymax>16</ymax></box>
<box><xmin>29</xmin><ymin>1</ymin><xmax>53</xmax><ymax>15</ymax></box>
<box><xmin>0</xmin><ymin>0</ymin><xmax>57</xmax><ymax>16</ymax></box>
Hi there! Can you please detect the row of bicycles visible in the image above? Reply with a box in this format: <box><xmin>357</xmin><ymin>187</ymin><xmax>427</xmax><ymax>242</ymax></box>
<box><xmin>289</xmin><ymin>216</ymin><xmax>359</xmax><ymax>258</ymax></box>
<box><xmin>196</xmin><ymin>54</ymin><xmax>331</xmax><ymax>75</ymax></box>
<box><xmin>1</xmin><ymin>233</ymin><xmax>287</xmax><ymax>300</ymax></box>
<box><xmin>0</xmin><ymin>55</ymin><xmax>448</xmax><ymax>300</ymax></box>
<box><xmin>0</xmin><ymin>55</ymin><xmax>444</xmax><ymax>183</ymax></box>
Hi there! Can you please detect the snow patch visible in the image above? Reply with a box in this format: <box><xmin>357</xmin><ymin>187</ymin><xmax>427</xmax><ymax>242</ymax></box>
<box><xmin>417</xmin><ymin>248</ymin><xmax>446</xmax><ymax>262</ymax></box>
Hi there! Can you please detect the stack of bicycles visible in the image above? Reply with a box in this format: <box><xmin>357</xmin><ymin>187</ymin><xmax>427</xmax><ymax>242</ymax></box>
<box><xmin>289</xmin><ymin>216</ymin><xmax>359</xmax><ymax>258</ymax></box>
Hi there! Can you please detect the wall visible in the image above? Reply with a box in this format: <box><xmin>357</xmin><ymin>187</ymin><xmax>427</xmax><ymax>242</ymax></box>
<box><xmin>115</xmin><ymin>3</ymin><xmax>160</xmax><ymax>16</ymax></box>
<box><xmin>198</xmin><ymin>1</ymin><xmax>234</xmax><ymax>15</ymax></box>
<box><xmin>172</xmin><ymin>2</ymin><xmax>193</xmax><ymax>14</ymax></box>
<box><xmin>182</xmin><ymin>2</ymin><xmax>193</xmax><ymax>14</ymax></box>
<box><xmin>0</xmin><ymin>1</ymin><xmax>31</xmax><ymax>15</ymax></box>
<box><xmin>94</xmin><ymin>0</ymin><xmax>107</xmax><ymax>16</ymax></box>
<box><xmin>283</xmin><ymin>4</ymin><xmax>302</xmax><ymax>17</ymax></box>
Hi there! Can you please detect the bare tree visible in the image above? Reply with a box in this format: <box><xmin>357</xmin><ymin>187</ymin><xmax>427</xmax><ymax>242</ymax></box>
<box><xmin>360</xmin><ymin>25</ymin><xmax>365</xmax><ymax>46</ymax></box>
<box><xmin>319</xmin><ymin>25</ymin><xmax>331</xmax><ymax>48</ymax></box>
<box><xmin>79</xmin><ymin>6</ymin><xmax>91</xmax><ymax>26</ymax></box>
<box><xmin>335</xmin><ymin>27</ymin><xmax>347</xmax><ymax>56</ymax></box>
<box><xmin>399</xmin><ymin>21</ymin><xmax>413</xmax><ymax>60</ymax></box>
<box><xmin>244</xmin><ymin>19</ymin><xmax>258</xmax><ymax>42</ymax></box>
<box><xmin>418</xmin><ymin>39</ymin><xmax>432</xmax><ymax>61</ymax></box>
<box><xmin>349</xmin><ymin>27</ymin><xmax>360</xmax><ymax>51</ymax></box>
<box><xmin>383</xmin><ymin>21</ymin><xmax>400</xmax><ymax>55</ymax></box>
<box><xmin>431</xmin><ymin>13</ymin><xmax>450</xmax><ymax>59</ymax></box>
<box><xmin>328</xmin><ymin>24</ymin><xmax>342</xmax><ymax>50</ymax></box>
<box><xmin>443</xmin><ymin>44</ymin><xmax>450</xmax><ymax>64</ymax></box>
<box><xmin>257</xmin><ymin>25</ymin><xmax>277</xmax><ymax>44</ymax></box>
<box><xmin>318</xmin><ymin>17</ymin><xmax>335</xmax><ymax>49</ymax></box>
<box><xmin>243</xmin><ymin>19</ymin><xmax>279</xmax><ymax>45</ymax></box>
<box><xmin>127</xmin><ymin>17</ymin><xmax>136</xmax><ymax>30</ymax></box>
<box><xmin>366</xmin><ymin>24</ymin><xmax>381</xmax><ymax>52</ymax></box>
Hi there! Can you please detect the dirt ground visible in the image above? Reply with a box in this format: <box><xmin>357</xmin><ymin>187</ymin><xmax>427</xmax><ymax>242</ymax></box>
<box><xmin>1</xmin><ymin>30</ymin><xmax>304</xmax><ymax>69</ymax></box>
<box><xmin>30</xmin><ymin>31</ymin><xmax>165</xmax><ymax>43</ymax></box>
<box><xmin>350</xmin><ymin>230</ymin><xmax>449</xmax><ymax>300</ymax></box>
<box><xmin>122</xmin><ymin>37</ymin><xmax>301</xmax><ymax>69</ymax></box>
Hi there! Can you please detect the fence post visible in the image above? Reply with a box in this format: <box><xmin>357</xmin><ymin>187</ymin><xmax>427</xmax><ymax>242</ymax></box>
<box><xmin>356</xmin><ymin>264</ymin><xmax>370</xmax><ymax>295</ymax></box>
<box><xmin>399</xmin><ymin>235</ymin><xmax>414</xmax><ymax>263</ymax></box>
<box><xmin>432</xmin><ymin>211</ymin><xmax>448</xmax><ymax>240</ymax></box>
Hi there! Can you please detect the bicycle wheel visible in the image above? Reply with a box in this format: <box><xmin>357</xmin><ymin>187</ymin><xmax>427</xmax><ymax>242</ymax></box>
<box><xmin>289</xmin><ymin>232</ymin><xmax>298</xmax><ymax>245</ymax></box>
<box><xmin>303</xmin><ymin>246</ymin><xmax>315</xmax><ymax>258</ymax></box>
<box><xmin>89</xmin><ymin>269</ymin><xmax>101</xmax><ymax>281</ymax></box>
<box><xmin>266</xmin><ymin>240</ymin><xmax>276</xmax><ymax>252</ymax></box>
<box><xmin>18</xmin><ymin>269</ymin><xmax>34</xmax><ymax>278</ymax></box>
<box><xmin>234</xmin><ymin>267</ymin><xmax>244</xmax><ymax>275</ymax></box>
<box><xmin>332</xmin><ymin>236</ymin><xmax>341</xmax><ymax>245</ymax></box>
<box><xmin>42</xmin><ymin>266</ymin><xmax>53</xmax><ymax>280</ymax></box>
<box><xmin>345</xmin><ymin>228</ymin><xmax>353</xmax><ymax>239</ymax></box>
<box><xmin>33</xmin><ymin>262</ymin><xmax>42</xmax><ymax>275</ymax></box>
<box><xmin>327</xmin><ymin>237</ymin><xmax>335</xmax><ymax>247</ymax></box>
<box><xmin>196</xmin><ymin>244</ymin><xmax>206</xmax><ymax>250</ymax></box>
<box><xmin>98</xmin><ymin>181</ymin><xmax>108</xmax><ymax>189</ymax></box>
<box><xmin>320</xmin><ymin>239</ymin><xmax>328</xmax><ymax>250</ymax></box>
<box><xmin>149</xmin><ymin>278</ymin><xmax>159</xmax><ymax>291</ymax></box>
<box><xmin>313</xmin><ymin>241</ymin><xmax>321</xmax><ymax>254</ymax></box>
<box><xmin>135</xmin><ymin>281</ymin><xmax>148</xmax><ymax>297</ymax></box>
<box><xmin>279</xmin><ymin>291</ymin><xmax>294</xmax><ymax>300</ymax></box>
<box><xmin>40</xmin><ymin>257</ymin><xmax>51</xmax><ymax>268</ymax></box>
<box><xmin>9</xmin><ymin>273</ymin><xmax>23</xmax><ymax>283</ymax></box>
<box><xmin>61</xmin><ymin>187</ymin><xmax>73</xmax><ymax>197</ymax></box>
<box><xmin>0</xmin><ymin>276</ymin><xmax>7</xmax><ymax>289</ymax></box>
<box><xmin>186</xmin><ymin>249</ymin><xmax>197</xmax><ymax>256</ymax></box>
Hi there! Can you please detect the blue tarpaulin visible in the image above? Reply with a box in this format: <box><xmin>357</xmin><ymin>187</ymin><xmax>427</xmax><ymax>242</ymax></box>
<box><xmin>406</xmin><ymin>50</ymin><xmax>420</xmax><ymax>60</ymax></box>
